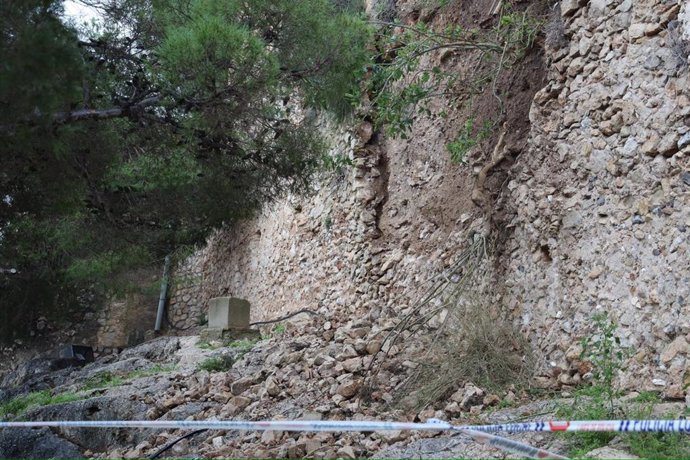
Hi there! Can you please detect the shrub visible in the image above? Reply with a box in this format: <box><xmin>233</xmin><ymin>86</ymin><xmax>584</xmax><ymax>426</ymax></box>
<box><xmin>408</xmin><ymin>301</ymin><xmax>533</xmax><ymax>408</ymax></box>
<box><xmin>197</xmin><ymin>355</ymin><xmax>234</xmax><ymax>372</ymax></box>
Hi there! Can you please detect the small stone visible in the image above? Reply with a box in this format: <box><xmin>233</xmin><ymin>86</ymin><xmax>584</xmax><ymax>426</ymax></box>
<box><xmin>444</xmin><ymin>401</ymin><xmax>461</xmax><ymax>414</ymax></box>
<box><xmin>304</xmin><ymin>439</ymin><xmax>322</xmax><ymax>455</ymax></box>
<box><xmin>643</xmin><ymin>55</ymin><xmax>661</xmax><ymax>70</ymax></box>
<box><xmin>563</xmin><ymin>211</ymin><xmax>583</xmax><ymax>228</ymax></box>
<box><xmin>469</xmin><ymin>405</ymin><xmax>483</xmax><ymax>415</ymax></box>
<box><xmin>230</xmin><ymin>395</ymin><xmax>252</xmax><ymax>411</ymax></box>
<box><xmin>652</xmin><ymin>378</ymin><xmax>666</xmax><ymax>386</ymax></box>
<box><xmin>664</xmin><ymin>385</ymin><xmax>685</xmax><ymax>400</ymax></box>
<box><xmin>641</xmin><ymin>133</ymin><xmax>660</xmax><ymax>155</ymax></box>
<box><xmin>678</xmin><ymin>133</ymin><xmax>690</xmax><ymax>149</ymax></box>
<box><xmin>561</xmin><ymin>0</ymin><xmax>584</xmax><ymax>17</ymax></box>
<box><xmin>212</xmin><ymin>436</ymin><xmax>224</xmax><ymax>448</ymax></box>
<box><xmin>588</xmin><ymin>266</ymin><xmax>604</xmax><ymax>279</ymax></box>
<box><xmin>337</xmin><ymin>446</ymin><xmax>356</xmax><ymax>459</ymax></box>
<box><xmin>584</xmin><ymin>446</ymin><xmax>639</xmax><ymax>458</ymax></box>
<box><xmin>366</xmin><ymin>340</ymin><xmax>382</xmax><ymax>355</ymax></box>
<box><xmin>336</xmin><ymin>379</ymin><xmax>362</xmax><ymax>399</ymax></box>
<box><xmin>681</xmin><ymin>172</ymin><xmax>690</xmax><ymax>187</ymax></box>
<box><xmin>230</xmin><ymin>376</ymin><xmax>255</xmax><ymax>396</ymax></box>
<box><xmin>287</xmin><ymin>443</ymin><xmax>306</xmax><ymax>458</ymax></box>
<box><xmin>379</xmin><ymin>430</ymin><xmax>405</xmax><ymax>443</ymax></box>
<box><xmin>629</xmin><ymin>23</ymin><xmax>646</xmax><ymax>39</ymax></box>
<box><xmin>342</xmin><ymin>357</ymin><xmax>363</xmax><ymax>373</ymax></box>
<box><xmin>459</xmin><ymin>384</ymin><xmax>485</xmax><ymax>409</ymax></box>
<box><xmin>261</xmin><ymin>430</ymin><xmax>283</xmax><ymax>444</ymax></box>
<box><xmin>482</xmin><ymin>394</ymin><xmax>501</xmax><ymax>406</ymax></box>
<box><xmin>638</xmin><ymin>199</ymin><xmax>650</xmax><ymax>216</ymax></box>
<box><xmin>660</xmin><ymin>336</ymin><xmax>689</xmax><ymax>364</ymax></box>
<box><xmin>357</xmin><ymin>122</ymin><xmax>373</xmax><ymax>144</ymax></box>
<box><xmin>632</xmin><ymin>215</ymin><xmax>645</xmax><ymax>225</ymax></box>
<box><xmin>265</xmin><ymin>377</ymin><xmax>281</xmax><ymax>397</ymax></box>
<box><xmin>336</xmin><ymin>345</ymin><xmax>359</xmax><ymax>360</ymax></box>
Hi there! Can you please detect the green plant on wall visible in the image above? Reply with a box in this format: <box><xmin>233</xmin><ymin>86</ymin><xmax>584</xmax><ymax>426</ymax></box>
<box><xmin>580</xmin><ymin>311</ymin><xmax>625</xmax><ymax>410</ymax></box>
<box><xmin>358</xmin><ymin>5</ymin><xmax>543</xmax><ymax>139</ymax></box>
<box><xmin>322</xmin><ymin>153</ymin><xmax>353</xmax><ymax>174</ymax></box>
<box><xmin>324</xmin><ymin>214</ymin><xmax>333</xmax><ymax>231</ymax></box>
<box><xmin>556</xmin><ymin>312</ymin><xmax>627</xmax><ymax>456</ymax></box>
<box><xmin>447</xmin><ymin>117</ymin><xmax>493</xmax><ymax>163</ymax></box>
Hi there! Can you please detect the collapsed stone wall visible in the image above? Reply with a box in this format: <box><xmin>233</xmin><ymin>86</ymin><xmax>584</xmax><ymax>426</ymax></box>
<box><xmin>500</xmin><ymin>0</ymin><xmax>690</xmax><ymax>394</ymax></box>
<box><xmin>167</xmin><ymin>113</ymin><xmax>469</xmax><ymax>332</ymax></box>
<box><xmin>167</xmin><ymin>0</ymin><xmax>547</xmax><ymax>332</ymax></box>
<box><xmin>168</xmin><ymin>0</ymin><xmax>690</xmax><ymax>395</ymax></box>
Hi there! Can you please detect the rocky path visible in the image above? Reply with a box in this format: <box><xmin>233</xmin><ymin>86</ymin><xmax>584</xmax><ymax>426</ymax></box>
<box><xmin>2</xmin><ymin>311</ymin><xmax>669</xmax><ymax>459</ymax></box>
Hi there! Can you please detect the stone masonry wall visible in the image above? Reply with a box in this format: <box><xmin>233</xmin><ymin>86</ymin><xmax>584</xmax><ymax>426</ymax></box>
<box><xmin>169</xmin><ymin>113</ymin><xmax>478</xmax><ymax>330</ymax></box>
<box><xmin>500</xmin><ymin>0</ymin><xmax>690</xmax><ymax>394</ymax></box>
<box><xmin>168</xmin><ymin>251</ymin><xmax>206</xmax><ymax>332</ymax></box>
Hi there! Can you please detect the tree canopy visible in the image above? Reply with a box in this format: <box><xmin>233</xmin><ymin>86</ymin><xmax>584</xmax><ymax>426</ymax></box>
<box><xmin>0</xmin><ymin>0</ymin><xmax>370</xmax><ymax>340</ymax></box>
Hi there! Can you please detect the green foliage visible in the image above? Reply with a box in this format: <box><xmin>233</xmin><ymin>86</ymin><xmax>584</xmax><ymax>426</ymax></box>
<box><xmin>106</xmin><ymin>150</ymin><xmax>202</xmax><ymax>193</ymax></box>
<box><xmin>632</xmin><ymin>391</ymin><xmax>661</xmax><ymax>403</ymax></box>
<box><xmin>226</xmin><ymin>338</ymin><xmax>260</xmax><ymax>351</ymax></box>
<box><xmin>82</xmin><ymin>365</ymin><xmax>176</xmax><ymax>390</ymax></box>
<box><xmin>0</xmin><ymin>0</ymin><xmax>83</xmax><ymax>126</ymax></box>
<box><xmin>0</xmin><ymin>0</ymin><xmax>370</xmax><ymax>342</ymax></box>
<box><xmin>555</xmin><ymin>313</ymin><xmax>623</xmax><ymax>455</ymax></box>
<box><xmin>580</xmin><ymin>312</ymin><xmax>624</xmax><ymax>407</ymax></box>
<box><xmin>225</xmin><ymin>337</ymin><xmax>260</xmax><ymax>359</ymax></box>
<box><xmin>362</xmin><ymin>6</ymin><xmax>543</xmax><ymax>138</ymax></box>
<box><xmin>621</xmin><ymin>403</ymin><xmax>690</xmax><ymax>458</ymax></box>
<box><xmin>557</xmin><ymin>313</ymin><xmax>624</xmax><ymax>432</ymax></box>
<box><xmin>626</xmin><ymin>421</ymin><xmax>690</xmax><ymax>458</ymax></box>
<box><xmin>126</xmin><ymin>364</ymin><xmax>177</xmax><ymax>379</ymax></box>
<box><xmin>553</xmin><ymin>313</ymin><xmax>674</xmax><ymax>458</ymax></box>
<box><xmin>198</xmin><ymin>355</ymin><xmax>234</xmax><ymax>372</ymax></box>
<box><xmin>496</xmin><ymin>9</ymin><xmax>542</xmax><ymax>60</ymax></box>
<box><xmin>82</xmin><ymin>371</ymin><xmax>125</xmax><ymax>390</ymax></box>
<box><xmin>447</xmin><ymin>117</ymin><xmax>493</xmax><ymax>163</ymax></box>
<box><xmin>558</xmin><ymin>390</ymin><xmax>690</xmax><ymax>458</ymax></box>
<box><xmin>556</xmin><ymin>387</ymin><xmax>618</xmax><ymax>456</ymax></box>
<box><xmin>324</xmin><ymin>215</ymin><xmax>333</xmax><ymax>231</ymax></box>
<box><xmin>196</xmin><ymin>340</ymin><xmax>212</xmax><ymax>350</ymax></box>
<box><xmin>273</xmin><ymin>323</ymin><xmax>286</xmax><ymax>334</ymax></box>
<box><xmin>0</xmin><ymin>390</ymin><xmax>83</xmax><ymax>420</ymax></box>
<box><xmin>322</xmin><ymin>153</ymin><xmax>353</xmax><ymax>174</ymax></box>
<box><xmin>362</xmin><ymin>21</ymin><xmax>474</xmax><ymax>137</ymax></box>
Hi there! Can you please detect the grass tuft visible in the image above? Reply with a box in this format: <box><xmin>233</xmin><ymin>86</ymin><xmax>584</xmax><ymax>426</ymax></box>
<box><xmin>0</xmin><ymin>390</ymin><xmax>84</xmax><ymax>420</ymax></box>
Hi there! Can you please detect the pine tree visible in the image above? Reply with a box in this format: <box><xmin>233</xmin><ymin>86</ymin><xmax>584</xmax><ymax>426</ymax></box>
<box><xmin>0</xmin><ymin>0</ymin><xmax>370</xmax><ymax>341</ymax></box>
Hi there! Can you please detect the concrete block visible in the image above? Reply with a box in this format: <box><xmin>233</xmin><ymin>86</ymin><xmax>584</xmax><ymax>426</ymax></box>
<box><xmin>208</xmin><ymin>297</ymin><xmax>251</xmax><ymax>330</ymax></box>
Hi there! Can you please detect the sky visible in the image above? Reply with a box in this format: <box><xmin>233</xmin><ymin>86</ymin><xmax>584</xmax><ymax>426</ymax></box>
<box><xmin>62</xmin><ymin>0</ymin><xmax>102</xmax><ymax>27</ymax></box>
